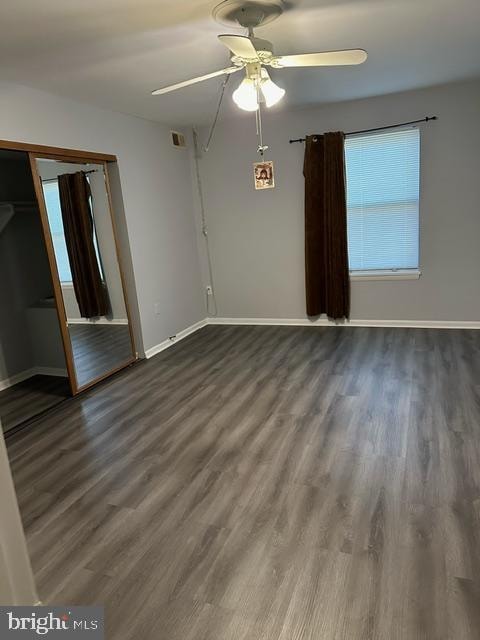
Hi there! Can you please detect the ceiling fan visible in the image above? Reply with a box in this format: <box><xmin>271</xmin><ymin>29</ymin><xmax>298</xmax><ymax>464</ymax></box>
<box><xmin>152</xmin><ymin>0</ymin><xmax>367</xmax><ymax>111</ymax></box>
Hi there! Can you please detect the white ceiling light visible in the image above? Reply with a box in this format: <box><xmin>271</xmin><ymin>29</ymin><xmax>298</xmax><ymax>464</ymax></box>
<box><xmin>232</xmin><ymin>77</ymin><xmax>259</xmax><ymax>111</ymax></box>
<box><xmin>231</xmin><ymin>63</ymin><xmax>285</xmax><ymax>111</ymax></box>
<box><xmin>259</xmin><ymin>68</ymin><xmax>285</xmax><ymax>108</ymax></box>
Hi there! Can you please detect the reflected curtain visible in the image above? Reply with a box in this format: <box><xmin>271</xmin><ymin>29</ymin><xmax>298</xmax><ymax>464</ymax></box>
<box><xmin>58</xmin><ymin>172</ymin><xmax>110</xmax><ymax>319</ymax></box>
<box><xmin>303</xmin><ymin>131</ymin><xmax>350</xmax><ymax>320</ymax></box>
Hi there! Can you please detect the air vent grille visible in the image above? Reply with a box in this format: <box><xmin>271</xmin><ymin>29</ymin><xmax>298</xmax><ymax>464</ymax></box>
<box><xmin>171</xmin><ymin>131</ymin><xmax>186</xmax><ymax>148</ymax></box>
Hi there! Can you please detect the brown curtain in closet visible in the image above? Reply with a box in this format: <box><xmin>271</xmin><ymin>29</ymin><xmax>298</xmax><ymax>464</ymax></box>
<box><xmin>58</xmin><ymin>172</ymin><xmax>109</xmax><ymax>319</ymax></box>
<box><xmin>303</xmin><ymin>131</ymin><xmax>350</xmax><ymax>320</ymax></box>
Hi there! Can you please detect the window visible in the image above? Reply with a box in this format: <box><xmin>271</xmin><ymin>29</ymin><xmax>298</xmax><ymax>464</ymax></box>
<box><xmin>42</xmin><ymin>179</ymin><xmax>103</xmax><ymax>284</ymax></box>
<box><xmin>345</xmin><ymin>128</ymin><xmax>420</xmax><ymax>275</ymax></box>
<box><xmin>42</xmin><ymin>181</ymin><xmax>73</xmax><ymax>283</ymax></box>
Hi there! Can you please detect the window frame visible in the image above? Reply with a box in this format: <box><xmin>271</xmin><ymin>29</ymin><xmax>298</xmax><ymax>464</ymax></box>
<box><xmin>345</xmin><ymin>126</ymin><xmax>421</xmax><ymax>281</ymax></box>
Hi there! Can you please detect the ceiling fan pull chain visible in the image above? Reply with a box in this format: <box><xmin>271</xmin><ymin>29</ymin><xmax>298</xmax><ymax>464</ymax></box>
<box><xmin>256</xmin><ymin>98</ymin><xmax>269</xmax><ymax>157</ymax></box>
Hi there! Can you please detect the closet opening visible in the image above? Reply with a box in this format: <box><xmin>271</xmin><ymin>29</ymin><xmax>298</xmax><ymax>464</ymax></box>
<box><xmin>0</xmin><ymin>149</ymin><xmax>70</xmax><ymax>434</ymax></box>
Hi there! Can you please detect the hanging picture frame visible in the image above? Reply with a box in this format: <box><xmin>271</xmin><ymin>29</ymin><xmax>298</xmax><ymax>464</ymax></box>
<box><xmin>253</xmin><ymin>161</ymin><xmax>275</xmax><ymax>190</ymax></box>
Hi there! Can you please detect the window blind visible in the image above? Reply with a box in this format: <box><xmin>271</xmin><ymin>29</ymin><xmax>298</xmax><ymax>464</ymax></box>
<box><xmin>345</xmin><ymin>127</ymin><xmax>420</xmax><ymax>271</ymax></box>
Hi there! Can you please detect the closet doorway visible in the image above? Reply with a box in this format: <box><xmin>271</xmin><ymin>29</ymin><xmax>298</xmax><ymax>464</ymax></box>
<box><xmin>0</xmin><ymin>142</ymin><xmax>137</xmax><ymax>435</ymax></box>
<box><xmin>0</xmin><ymin>149</ymin><xmax>70</xmax><ymax>432</ymax></box>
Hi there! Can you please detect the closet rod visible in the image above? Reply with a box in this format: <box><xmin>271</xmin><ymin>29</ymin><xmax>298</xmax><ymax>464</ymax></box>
<box><xmin>288</xmin><ymin>115</ymin><xmax>438</xmax><ymax>144</ymax></box>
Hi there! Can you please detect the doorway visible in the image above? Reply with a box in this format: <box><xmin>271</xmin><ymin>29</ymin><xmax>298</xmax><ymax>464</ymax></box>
<box><xmin>0</xmin><ymin>149</ymin><xmax>70</xmax><ymax>433</ymax></box>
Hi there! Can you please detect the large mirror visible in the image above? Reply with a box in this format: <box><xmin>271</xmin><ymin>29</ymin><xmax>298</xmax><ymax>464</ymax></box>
<box><xmin>35</xmin><ymin>157</ymin><xmax>135</xmax><ymax>391</ymax></box>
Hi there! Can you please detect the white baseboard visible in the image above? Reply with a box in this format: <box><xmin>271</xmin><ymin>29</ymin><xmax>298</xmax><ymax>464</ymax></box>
<box><xmin>139</xmin><ymin>314</ymin><xmax>480</xmax><ymax>363</ymax></box>
<box><xmin>0</xmin><ymin>369</ymin><xmax>34</xmax><ymax>392</ymax></box>
<box><xmin>0</xmin><ymin>366</ymin><xmax>68</xmax><ymax>391</ymax></box>
<box><xmin>67</xmin><ymin>318</ymin><xmax>128</xmax><ymax>325</ymax></box>
<box><xmin>207</xmin><ymin>317</ymin><xmax>480</xmax><ymax>330</ymax></box>
<box><xmin>145</xmin><ymin>319</ymin><xmax>208</xmax><ymax>359</ymax></box>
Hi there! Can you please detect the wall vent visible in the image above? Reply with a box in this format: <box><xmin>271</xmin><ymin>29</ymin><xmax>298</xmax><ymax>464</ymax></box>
<box><xmin>171</xmin><ymin>131</ymin><xmax>186</xmax><ymax>148</ymax></box>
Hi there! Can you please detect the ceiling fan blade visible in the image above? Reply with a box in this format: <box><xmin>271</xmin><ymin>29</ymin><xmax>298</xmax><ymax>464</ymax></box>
<box><xmin>218</xmin><ymin>34</ymin><xmax>259</xmax><ymax>60</ymax></box>
<box><xmin>152</xmin><ymin>65</ymin><xmax>242</xmax><ymax>95</ymax></box>
<box><xmin>273</xmin><ymin>49</ymin><xmax>367</xmax><ymax>68</ymax></box>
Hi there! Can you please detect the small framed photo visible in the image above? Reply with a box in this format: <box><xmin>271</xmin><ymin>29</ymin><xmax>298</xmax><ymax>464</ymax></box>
<box><xmin>253</xmin><ymin>161</ymin><xmax>275</xmax><ymax>190</ymax></box>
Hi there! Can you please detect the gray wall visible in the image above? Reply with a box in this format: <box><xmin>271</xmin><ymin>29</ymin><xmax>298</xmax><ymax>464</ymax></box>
<box><xmin>0</xmin><ymin>217</ymin><xmax>35</xmax><ymax>379</ymax></box>
<box><xmin>0</xmin><ymin>82</ymin><xmax>205</xmax><ymax>355</ymax></box>
<box><xmin>195</xmin><ymin>78</ymin><xmax>480</xmax><ymax>322</ymax></box>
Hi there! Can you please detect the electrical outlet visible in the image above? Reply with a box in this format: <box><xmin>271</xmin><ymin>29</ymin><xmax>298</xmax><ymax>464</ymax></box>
<box><xmin>154</xmin><ymin>303</ymin><xmax>161</xmax><ymax>315</ymax></box>
<box><xmin>206</xmin><ymin>286</ymin><xmax>213</xmax><ymax>296</ymax></box>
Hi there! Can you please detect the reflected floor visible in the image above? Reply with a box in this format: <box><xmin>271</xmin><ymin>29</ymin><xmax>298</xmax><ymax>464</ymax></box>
<box><xmin>69</xmin><ymin>323</ymin><xmax>133</xmax><ymax>388</ymax></box>
<box><xmin>0</xmin><ymin>374</ymin><xmax>70</xmax><ymax>433</ymax></box>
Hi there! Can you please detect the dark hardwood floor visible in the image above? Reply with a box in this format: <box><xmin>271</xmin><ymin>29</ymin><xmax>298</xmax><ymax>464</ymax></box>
<box><xmin>0</xmin><ymin>374</ymin><xmax>70</xmax><ymax>433</ymax></box>
<box><xmin>6</xmin><ymin>325</ymin><xmax>480</xmax><ymax>639</ymax></box>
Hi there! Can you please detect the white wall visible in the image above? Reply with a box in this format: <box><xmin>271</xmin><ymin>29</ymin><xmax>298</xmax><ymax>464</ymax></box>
<box><xmin>196</xmin><ymin>78</ymin><xmax>480</xmax><ymax>322</ymax></box>
<box><xmin>0</xmin><ymin>82</ymin><xmax>205</xmax><ymax>354</ymax></box>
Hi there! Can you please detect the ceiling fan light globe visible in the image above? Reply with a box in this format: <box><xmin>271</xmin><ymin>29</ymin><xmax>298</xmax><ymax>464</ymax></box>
<box><xmin>261</xmin><ymin>78</ymin><xmax>285</xmax><ymax>107</ymax></box>
<box><xmin>232</xmin><ymin>78</ymin><xmax>259</xmax><ymax>111</ymax></box>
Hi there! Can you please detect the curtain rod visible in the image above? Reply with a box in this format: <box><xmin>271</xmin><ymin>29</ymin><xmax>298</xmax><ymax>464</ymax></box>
<box><xmin>288</xmin><ymin>116</ymin><xmax>438</xmax><ymax>144</ymax></box>
<box><xmin>41</xmin><ymin>169</ymin><xmax>98</xmax><ymax>182</ymax></box>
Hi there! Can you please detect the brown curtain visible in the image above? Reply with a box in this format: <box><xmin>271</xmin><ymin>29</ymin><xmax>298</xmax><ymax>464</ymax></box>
<box><xmin>303</xmin><ymin>131</ymin><xmax>350</xmax><ymax>320</ymax></box>
<box><xmin>58</xmin><ymin>172</ymin><xmax>110</xmax><ymax>319</ymax></box>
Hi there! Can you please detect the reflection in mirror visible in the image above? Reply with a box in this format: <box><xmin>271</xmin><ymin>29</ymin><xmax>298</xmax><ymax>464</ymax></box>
<box><xmin>37</xmin><ymin>158</ymin><xmax>135</xmax><ymax>389</ymax></box>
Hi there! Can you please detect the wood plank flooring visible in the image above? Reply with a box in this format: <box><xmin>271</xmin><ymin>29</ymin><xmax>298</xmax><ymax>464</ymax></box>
<box><xmin>6</xmin><ymin>325</ymin><xmax>480</xmax><ymax>639</ymax></box>
<box><xmin>0</xmin><ymin>374</ymin><xmax>70</xmax><ymax>433</ymax></box>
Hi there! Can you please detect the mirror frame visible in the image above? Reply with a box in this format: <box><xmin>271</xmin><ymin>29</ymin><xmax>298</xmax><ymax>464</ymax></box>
<box><xmin>26</xmin><ymin>149</ymin><xmax>137</xmax><ymax>394</ymax></box>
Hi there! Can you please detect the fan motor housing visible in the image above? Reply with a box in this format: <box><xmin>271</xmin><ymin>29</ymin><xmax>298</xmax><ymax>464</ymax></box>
<box><xmin>212</xmin><ymin>1</ymin><xmax>283</xmax><ymax>29</ymax></box>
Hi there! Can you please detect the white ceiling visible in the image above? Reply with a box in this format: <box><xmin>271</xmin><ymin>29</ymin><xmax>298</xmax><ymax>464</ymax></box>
<box><xmin>1</xmin><ymin>0</ymin><xmax>480</xmax><ymax>126</ymax></box>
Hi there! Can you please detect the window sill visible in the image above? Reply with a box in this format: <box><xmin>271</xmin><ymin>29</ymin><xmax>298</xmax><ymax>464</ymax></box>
<box><xmin>350</xmin><ymin>269</ymin><xmax>421</xmax><ymax>281</ymax></box>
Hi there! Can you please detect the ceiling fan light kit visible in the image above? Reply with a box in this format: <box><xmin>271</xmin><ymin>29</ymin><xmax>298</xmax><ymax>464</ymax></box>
<box><xmin>232</xmin><ymin>61</ymin><xmax>285</xmax><ymax>111</ymax></box>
